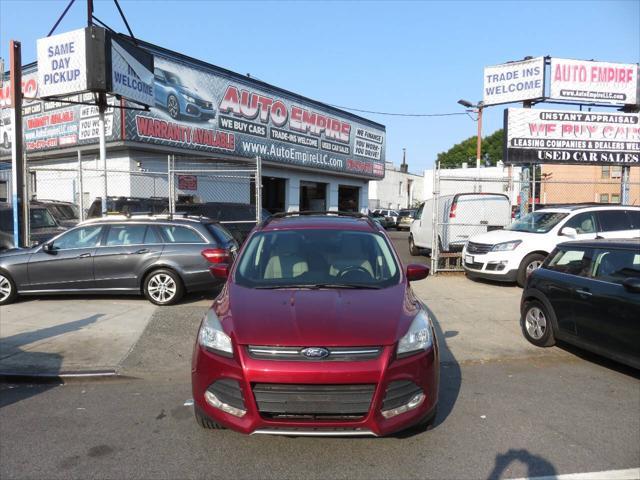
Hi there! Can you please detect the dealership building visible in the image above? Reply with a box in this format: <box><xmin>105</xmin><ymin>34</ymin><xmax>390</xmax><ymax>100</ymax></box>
<box><xmin>0</xmin><ymin>34</ymin><xmax>386</xmax><ymax>214</ymax></box>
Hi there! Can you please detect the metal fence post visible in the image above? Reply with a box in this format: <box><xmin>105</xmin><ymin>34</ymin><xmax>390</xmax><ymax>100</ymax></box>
<box><xmin>430</xmin><ymin>162</ymin><xmax>440</xmax><ymax>275</ymax></box>
<box><xmin>621</xmin><ymin>166</ymin><xmax>630</xmax><ymax>205</ymax></box>
<box><xmin>531</xmin><ymin>164</ymin><xmax>536</xmax><ymax>212</ymax></box>
<box><xmin>77</xmin><ymin>150</ymin><xmax>85</xmax><ymax>221</ymax></box>
<box><xmin>255</xmin><ymin>156</ymin><xmax>262</xmax><ymax>223</ymax></box>
<box><xmin>168</xmin><ymin>154</ymin><xmax>175</xmax><ymax>214</ymax></box>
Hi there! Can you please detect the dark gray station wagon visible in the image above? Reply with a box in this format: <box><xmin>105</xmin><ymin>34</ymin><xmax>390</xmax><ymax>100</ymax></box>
<box><xmin>0</xmin><ymin>215</ymin><xmax>237</xmax><ymax>306</ymax></box>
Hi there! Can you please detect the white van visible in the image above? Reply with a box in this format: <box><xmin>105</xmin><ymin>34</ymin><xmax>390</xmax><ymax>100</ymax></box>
<box><xmin>409</xmin><ymin>193</ymin><xmax>511</xmax><ymax>255</ymax></box>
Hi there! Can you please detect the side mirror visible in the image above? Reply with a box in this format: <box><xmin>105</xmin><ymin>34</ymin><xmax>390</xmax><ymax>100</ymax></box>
<box><xmin>406</xmin><ymin>264</ymin><xmax>429</xmax><ymax>282</ymax></box>
<box><xmin>622</xmin><ymin>277</ymin><xmax>640</xmax><ymax>293</ymax></box>
<box><xmin>561</xmin><ymin>227</ymin><xmax>578</xmax><ymax>238</ymax></box>
<box><xmin>42</xmin><ymin>243</ymin><xmax>54</xmax><ymax>253</ymax></box>
<box><xmin>210</xmin><ymin>264</ymin><xmax>230</xmax><ymax>280</ymax></box>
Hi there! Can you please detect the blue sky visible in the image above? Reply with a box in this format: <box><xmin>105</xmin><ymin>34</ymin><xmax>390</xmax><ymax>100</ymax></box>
<box><xmin>1</xmin><ymin>0</ymin><xmax>638</xmax><ymax>172</ymax></box>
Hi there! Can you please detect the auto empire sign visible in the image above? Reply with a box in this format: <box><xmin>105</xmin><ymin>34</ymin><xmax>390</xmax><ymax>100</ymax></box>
<box><xmin>124</xmin><ymin>53</ymin><xmax>385</xmax><ymax>179</ymax></box>
<box><xmin>483</xmin><ymin>57</ymin><xmax>545</xmax><ymax>106</ymax></box>
<box><xmin>504</xmin><ymin>108</ymin><xmax>640</xmax><ymax>165</ymax></box>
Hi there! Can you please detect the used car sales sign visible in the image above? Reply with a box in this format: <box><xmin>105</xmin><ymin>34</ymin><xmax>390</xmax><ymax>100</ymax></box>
<box><xmin>550</xmin><ymin>58</ymin><xmax>639</xmax><ymax>106</ymax></box>
<box><xmin>504</xmin><ymin>108</ymin><xmax>639</xmax><ymax>165</ymax></box>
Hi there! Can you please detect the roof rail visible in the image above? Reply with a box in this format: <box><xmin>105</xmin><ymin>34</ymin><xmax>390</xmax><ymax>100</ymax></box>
<box><xmin>261</xmin><ymin>210</ymin><xmax>377</xmax><ymax>229</ymax></box>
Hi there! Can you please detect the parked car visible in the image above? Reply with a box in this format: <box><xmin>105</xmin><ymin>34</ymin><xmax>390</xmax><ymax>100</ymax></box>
<box><xmin>373</xmin><ymin>209</ymin><xmax>400</xmax><ymax>228</ymax></box>
<box><xmin>154</xmin><ymin>68</ymin><xmax>215</xmax><ymax>121</ymax></box>
<box><xmin>87</xmin><ymin>196</ymin><xmax>168</xmax><ymax>219</ymax></box>
<box><xmin>463</xmin><ymin>205</ymin><xmax>640</xmax><ymax>287</ymax></box>
<box><xmin>396</xmin><ymin>209</ymin><xmax>417</xmax><ymax>231</ymax></box>
<box><xmin>410</xmin><ymin>193</ymin><xmax>511</xmax><ymax>255</ymax></box>
<box><xmin>369</xmin><ymin>210</ymin><xmax>395</xmax><ymax>229</ymax></box>
<box><xmin>0</xmin><ymin>215</ymin><xmax>238</xmax><ymax>306</ymax></box>
<box><xmin>0</xmin><ymin>202</ymin><xmax>67</xmax><ymax>250</ymax></box>
<box><xmin>191</xmin><ymin>211</ymin><xmax>438</xmax><ymax>436</ymax></box>
<box><xmin>32</xmin><ymin>199</ymin><xmax>80</xmax><ymax>227</ymax></box>
<box><xmin>173</xmin><ymin>202</ymin><xmax>271</xmax><ymax>244</ymax></box>
<box><xmin>520</xmin><ymin>239</ymin><xmax>640</xmax><ymax>369</ymax></box>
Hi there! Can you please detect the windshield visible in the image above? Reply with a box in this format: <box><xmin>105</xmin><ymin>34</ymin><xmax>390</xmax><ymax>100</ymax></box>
<box><xmin>505</xmin><ymin>211</ymin><xmax>568</xmax><ymax>234</ymax></box>
<box><xmin>235</xmin><ymin>229</ymin><xmax>400</xmax><ymax>289</ymax></box>
<box><xmin>164</xmin><ymin>71</ymin><xmax>184</xmax><ymax>86</ymax></box>
<box><xmin>30</xmin><ymin>208</ymin><xmax>58</xmax><ymax>228</ymax></box>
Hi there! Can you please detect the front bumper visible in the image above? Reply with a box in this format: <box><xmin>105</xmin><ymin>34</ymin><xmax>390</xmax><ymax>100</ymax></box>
<box><xmin>461</xmin><ymin>247</ymin><xmax>519</xmax><ymax>282</ymax></box>
<box><xmin>192</xmin><ymin>340</ymin><xmax>439</xmax><ymax>436</ymax></box>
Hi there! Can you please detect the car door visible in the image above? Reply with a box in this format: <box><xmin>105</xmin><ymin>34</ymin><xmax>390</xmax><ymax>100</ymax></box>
<box><xmin>93</xmin><ymin>224</ymin><xmax>165</xmax><ymax>289</ymax></box>
<box><xmin>596</xmin><ymin>210</ymin><xmax>640</xmax><ymax>239</ymax></box>
<box><xmin>411</xmin><ymin>202</ymin><xmax>429</xmax><ymax>247</ymax></box>
<box><xmin>26</xmin><ymin>225</ymin><xmax>104</xmax><ymax>291</ymax></box>
<box><xmin>574</xmin><ymin>247</ymin><xmax>640</xmax><ymax>361</ymax></box>
<box><xmin>543</xmin><ymin>246</ymin><xmax>595</xmax><ymax>335</ymax></box>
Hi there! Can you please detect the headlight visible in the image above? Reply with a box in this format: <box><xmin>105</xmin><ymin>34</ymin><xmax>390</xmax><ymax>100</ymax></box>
<box><xmin>182</xmin><ymin>93</ymin><xmax>196</xmax><ymax>103</ymax></box>
<box><xmin>198</xmin><ymin>309</ymin><xmax>233</xmax><ymax>357</ymax></box>
<box><xmin>491</xmin><ymin>240</ymin><xmax>522</xmax><ymax>252</ymax></box>
<box><xmin>397</xmin><ymin>310</ymin><xmax>433</xmax><ymax>357</ymax></box>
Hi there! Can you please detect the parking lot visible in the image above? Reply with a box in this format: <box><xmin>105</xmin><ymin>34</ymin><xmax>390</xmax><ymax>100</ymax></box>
<box><xmin>0</xmin><ymin>230</ymin><xmax>638</xmax><ymax>479</ymax></box>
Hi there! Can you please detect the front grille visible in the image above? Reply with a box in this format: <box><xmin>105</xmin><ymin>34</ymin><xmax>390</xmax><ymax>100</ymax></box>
<box><xmin>207</xmin><ymin>379</ymin><xmax>245</xmax><ymax>410</ymax></box>
<box><xmin>382</xmin><ymin>380</ymin><xmax>423</xmax><ymax>411</ymax></box>
<box><xmin>465</xmin><ymin>261</ymin><xmax>484</xmax><ymax>270</ymax></box>
<box><xmin>466</xmin><ymin>241</ymin><xmax>493</xmax><ymax>254</ymax></box>
<box><xmin>252</xmin><ymin>383</ymin><xmax>375</xmax><ymax>418</ymax></box>
<box><xmin>194</xmin><ymin>98</ymin><xmax>213</xmax><ymax>109</ymax></box>
<box><xmin>247</xmin><ymin>345</ymin><xmax>382</xmax><ymax>361</ymax></box>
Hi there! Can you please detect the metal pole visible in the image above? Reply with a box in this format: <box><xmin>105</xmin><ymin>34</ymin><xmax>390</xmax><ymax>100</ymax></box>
<box><xmin>531</xmin><ymin>164</ymin><xmax>536</xmax><ymax>212</ymax></box>
<box><xmin>9</xmin><ymin>40</ymin><xmax>27</xmax><ymax>248</ymax></box>
<box><xmin>430</xmin><ymin>162</ymin><xmax>440</xmax><ymax>276</ymax></box>
<box><xmin>168</xmin><ymin>154</ymin><xmax>175</xmax><ymax>214</ymax></box>
<box><xmin>98</xmin><ymin>93</ymin><xmax>107</xmax><ymax>216</ymax></box>
<box><xmin>77</xmin><ymin>150</ymin><xmax>84</xmax><ymax>221</ymax></box>
<box><xmin>475</xmin><ymin>103</ymin><xmax>483</xmax><ymax>192</ymax></box>
<box><xmin>255</xmin><ymin>156</ymin><xmax>262</xmax><ymax>223</ymax></box>
<box><xmin>621</xmin><ymin>166</ymin><xmax>630</xmax><ymax>205</ymax></box>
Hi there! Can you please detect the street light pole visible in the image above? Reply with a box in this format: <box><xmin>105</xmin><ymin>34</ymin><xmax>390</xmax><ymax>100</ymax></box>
<box><xmin>475</xmin><ymin>103</ymin><xmax>483</xmax><ymax>171</ymax></box>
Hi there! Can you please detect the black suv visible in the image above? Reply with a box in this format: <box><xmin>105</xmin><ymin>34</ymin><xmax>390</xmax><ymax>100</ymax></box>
<box><xmin>0</xmin><ymin>202</ymin><xmax>67</xmax><ymax>250</ymax></box>
<box><xmin>33</xmin><ymin>199</ymin><xmax>80</xmax><ymax>227</ymax></box>
<box><xmin>0</xmin><ymin>215</ymin><xmax>238</xmax><ymax>306</ymax></box>
<box><xmin>87</xmin><ymin>197</ymin><xmax>169</xmax><ymax>219</ymax></box>
<box><xmin>521</xmin><ymin>238</ymin><xmax>640</xmax><ymax>369</ymax></box>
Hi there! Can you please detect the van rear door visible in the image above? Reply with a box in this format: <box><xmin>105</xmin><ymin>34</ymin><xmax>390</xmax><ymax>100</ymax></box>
<box><xmin>445</xmin><ymin>194</ymin><xmax>511</xmax><ymax>250</ymax></box>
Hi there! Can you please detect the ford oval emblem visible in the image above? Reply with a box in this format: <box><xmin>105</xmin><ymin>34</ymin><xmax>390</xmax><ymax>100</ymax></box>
<box><xmin>301</xmin><ymin>347</ymin><xmax>330</xmax><ymax>359</ymax></box>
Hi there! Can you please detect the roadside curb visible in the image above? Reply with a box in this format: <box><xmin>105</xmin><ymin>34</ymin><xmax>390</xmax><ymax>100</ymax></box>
<box><xmin>0</xmin><ymin>369</ymin><xmax>137</xmax><ymax>384</ymax></box>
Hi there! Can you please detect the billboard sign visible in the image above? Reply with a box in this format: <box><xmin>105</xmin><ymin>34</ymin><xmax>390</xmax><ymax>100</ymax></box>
<box><xmin>504</xmin><ymin>108</ymin><xmax>639</xmax><ymax>165</ymax></box>
<box><xmin>483</xmin><ymin>57</ymin><xmax>545</xmax><ymax>106</ymax></box>
<box><xmin>37</xmin><ymin>28</ymin><xmax>89</xmax><ymax>98</ymax></box>
<box><xmin>109</xmin><ymin>36</ymin><xmax>155</xmax><ymax>107</ymax></box>
<box><xmin>550</xmin><ymin>58</ymin><xmax>639</xmax><ymax>106</ymax></box>
<box><xmin>123</xmin><ymin>53</ymin><xmax>385</xmax><ymax>179</ymax></box>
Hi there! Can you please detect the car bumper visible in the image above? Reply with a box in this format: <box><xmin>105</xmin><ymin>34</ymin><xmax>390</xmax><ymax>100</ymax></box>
<box><xmin>461</xmin><ymin>248</ymin><xmax>519</xmax><ymax>282</ymax></box>
<box><xmin>183</xmin><ymin>102</ymin><xmax>216</xmax><ymax>120</ymax></box>
<box><xmin>192</xmin><ymin>340</ymin><xmax>439</xmax><ymax>436</ymax></box>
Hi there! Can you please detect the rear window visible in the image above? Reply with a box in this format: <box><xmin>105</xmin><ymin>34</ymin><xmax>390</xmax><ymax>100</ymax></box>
<box><xmin>206</xmin><ymin>224</ymin><xmax>235</xmax><ymax>244</ymax></box>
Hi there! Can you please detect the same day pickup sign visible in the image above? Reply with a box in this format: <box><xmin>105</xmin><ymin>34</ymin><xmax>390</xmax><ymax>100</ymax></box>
<box><xmin>36</xmin><ymin>29</ymin><xmax>88</xmax><ymax>98</ymax></box>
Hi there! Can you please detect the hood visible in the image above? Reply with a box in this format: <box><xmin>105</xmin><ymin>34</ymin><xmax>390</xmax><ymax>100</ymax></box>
<box><xmin>469</xmin><ymin>228</ymin><xmax>542</xmax><ymax>245</ymax></box>
<box><xmin>217</xmin><ymin>283</ymin><xmax>418</xmax><ymax>347</ymax></box>
<box><xmin>178</xmin><ymin>85</ymin><xmax>203</xmax><ymax>100</ymax></box>
<box><xmin>0</xmin><ymin>246</ymin><xmax>33</xmax><ymax>257</ymax></box>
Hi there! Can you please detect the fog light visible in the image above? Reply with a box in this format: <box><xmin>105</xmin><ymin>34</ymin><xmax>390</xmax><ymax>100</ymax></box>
<box><xmin>204</xmin><ymin>390</ymin><xmax>246</xmax><ymax>417</ymax></box>
<box><xmin>381</xmin><ymin>392</ymin><xmax>426</xmax><ymax>419</ymax></box>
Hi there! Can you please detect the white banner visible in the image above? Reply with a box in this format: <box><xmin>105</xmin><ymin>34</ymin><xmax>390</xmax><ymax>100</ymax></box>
<box><xmin>483</xmin><ymin>57</ymin><xmax>545</xmax><ymax>106</ymax></box>
<box><xmin>550</xmin><ymin>58</ymin><xmax>639</xmax><ymax>106</ymax></box>
<box><xmin>37</xmin><ymin>28</ymin><xmax>88</xmax><ymax>98</ymax></box>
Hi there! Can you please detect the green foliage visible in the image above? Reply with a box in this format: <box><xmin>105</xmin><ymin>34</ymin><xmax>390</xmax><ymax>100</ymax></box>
<box><xmin>436</xmin><ymin>129</ymin><xmax>504</xmax><ymax>169</ymax></box>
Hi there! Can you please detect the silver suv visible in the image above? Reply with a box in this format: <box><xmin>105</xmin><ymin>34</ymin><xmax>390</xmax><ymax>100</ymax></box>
<box><xmin>0</xmin><ymin>215</ymin><xmax>238</xmax><ymax>306</ymax></box>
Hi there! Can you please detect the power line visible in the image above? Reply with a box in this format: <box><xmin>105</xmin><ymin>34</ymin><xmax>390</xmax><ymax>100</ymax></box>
<box><xmin>327</xmin><ymin>104</ymin><xmax>470</xmax><ymax>118</ymax></box>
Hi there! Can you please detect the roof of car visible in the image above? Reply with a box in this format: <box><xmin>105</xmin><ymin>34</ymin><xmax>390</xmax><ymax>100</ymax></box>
<box><xmin>559</xmin><ymin>238</ymin><xmax>640</xmax><ymax>249</ymax></box>
<box><xmin>260</xmin><ymin>213</ymin><xmax>380</xmax><ymax>232</ymax></box>
<box><xmin>537</xmin><ymin>204</ymin><xmax>640</xmax><ymax>212</ymax></box>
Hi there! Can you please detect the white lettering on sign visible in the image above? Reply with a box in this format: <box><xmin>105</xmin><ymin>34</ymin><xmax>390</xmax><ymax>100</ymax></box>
<box><xmin>37</xmin><ymin>28</ymin><xmax>88</xmax><ymax>98</ymax></box>
<box><xmin>483</xmin><ymin>57</ymin><xmax>545</xmax><ymax>106</ymax></box>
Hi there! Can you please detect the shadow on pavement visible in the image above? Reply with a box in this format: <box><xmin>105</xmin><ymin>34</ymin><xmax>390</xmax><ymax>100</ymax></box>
<box><xmin>556</xmin><ymin>340</ymin><xmax>640</xmax><ymax>379</ymax></box>
<box><xmin>487</xmin><ymin>448</ymin><xmax>557</xmax><ymax>480</ymax></box>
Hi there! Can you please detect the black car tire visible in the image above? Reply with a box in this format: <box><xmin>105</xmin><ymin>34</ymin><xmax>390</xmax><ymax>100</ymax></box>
<box><xmin>516</xmin><ymin>253</ymin><xmax>546</xmax><ymax>288</ymax></box>
<box><xmin>143</xmin><ymin>269</ymin><xmax>184</xmax><ymax>306</ymax></box>
<box><xmin>195</xmin><ymin>406</ymin><xmax>226</xmax><ymax>430</ymax></box>
<box><xmin>0</xmin><ymin>271</ymin><xmax>18</xmax><ymax>306</ymax></box>
<box><xmin>409</xmin><ymin>235</ymin><xmax>420</xmax><ymax>256</ymax></box>
<box><xmin>167</xmin><ymin>94</ymin><xmax>180</xmax><ymax>120</ymax></box>
<box><xmin>521</xmin><ymin>300</ymin><xmax>556</xmax><ymax>347</ymax></box>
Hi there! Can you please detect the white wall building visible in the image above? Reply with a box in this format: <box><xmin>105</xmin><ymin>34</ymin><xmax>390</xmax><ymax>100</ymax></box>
<box><xmin>368</xmin><ymin>161</ymin><xmax>423</xmax><ymax>211</ymax></box>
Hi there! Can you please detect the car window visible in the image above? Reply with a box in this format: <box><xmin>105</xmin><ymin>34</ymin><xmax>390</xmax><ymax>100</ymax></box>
<box><xmin>506</xmin><ymin>212</ymin><xmax>568</xmax><ymax>233</ymax></box>
<box><xmin>627</xmin><ymin>210</ymin><xmax>640</xmax><ymax>228</ymax></box>
<box><xmin>591</xmin><ymin>248</ymin><xmax>640</xmax><ymax>284</ymax></box>
<box><xmin>159</xmin><ymin>225</ymin><xmax>204</xmax><ymax>243</ymax></box>
<box><xmin>30</xmin><ymin>208</ymin><xmax>58</xmax><ymax>228</ymax></box>
<box><xmin>546</xmin><ymin>248</ymin><xmax>593</xmax><ymax>277</ymax></box>
<box><xmin>144</xmin><ymin>226</ymin><xmax>163</xmax><ymax>244</ymax></box>
<box><xmin>0</xmin><ymin>209</ymin><xmax>11</xmax><ymax>231</ymax></box>
<box><xmin>597</xmin><ymin>210</ymin><xmax>631</xmax><ymax>232</ymax></box>
<box><xmin>206</xmin><ymin>224</ymin><xmax>234</xmax><ymax>244</ymax></box>
<box><xmin>105</xmin><ymin>225</ymin><xmax>148</xmax><ymax>246</ymax></box>
<box><xmin>562</xmin><ymin>212</ymin><xmax>597</xmax><ymax>234</ymax></box>
<box><xmin>51</xmin><ymin>226</ymin><xmax>103</xmax><ymax>250</ymax></box>
<box><xmin>415</xmin><ymin>204</ymin><xmax>424</xmax><ymax>220</ymax></box>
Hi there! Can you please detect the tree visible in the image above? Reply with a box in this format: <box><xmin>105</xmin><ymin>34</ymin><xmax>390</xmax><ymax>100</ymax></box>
<box><xmin>436</xmin><ymin>129</ymin><xmax>504</xmax><ymax>169</ymax></box>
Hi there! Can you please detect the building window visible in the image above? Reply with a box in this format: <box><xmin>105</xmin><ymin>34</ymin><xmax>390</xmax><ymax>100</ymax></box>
<box><xmin>611</xmin><ymin>194</ymin><xmax>620</xmax><ymax>204</ymax></box>
<box><xmin>599</xmin><ymin>193</ymin><xmax>609</xmax><ymax>203</ymax></box>
<box><xmin>398</xmin><ymin>181</ymin><xmax>403</xmax><ymax>196</ymax></box>
<box><xmin>601</xmin><ymin>166</ymin><xmax>610</xmax><ymax>179</ymax></box>
<box><xmin>611</xmin><ymin>166</ymin><xmax>622</xmax><ymax>179</ymax></box>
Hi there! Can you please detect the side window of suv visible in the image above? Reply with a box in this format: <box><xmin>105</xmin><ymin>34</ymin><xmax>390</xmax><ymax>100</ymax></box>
<box><xmin>546</xmin><ymin>247</ymin><xmax>593</xmax><ymax>277</ymax></box>
<box><xmin>562</xmin><ymin>212</ymin><xmax>597</xmax><ymax>234</ymax></box>
<box><xmin>51</xmin><ymin>226</ymin><xmax>103</xmax><ymax>250</ymax></box>
<box><xmin>597</xmin><ymin>210</ymin><xmax>631</xmax><ymax>232</ymax></box>
<box><xmin>159</xmin><ymin>225</ymin><xmax>204</xmax><ymax>244</ymax></box>
<box><xmin>591</xmin><ymin>248</ymin><xmax>640</xmax><ymax>284</ymax></box>
<box><xmin>105</xmin><ymin>225</ymin><xmax>147</xmax><ymax>246</ymax></box>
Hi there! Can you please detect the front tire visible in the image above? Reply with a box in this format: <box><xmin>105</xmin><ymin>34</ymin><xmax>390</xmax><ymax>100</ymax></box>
<box><xmin>167</xmin><ymin>94</ymin><xmax>180</xmax><ymax>119</ymax></box>
<box><xmin>0</xmin><ymin>272</ymin><xmax>17</xmax><ymax>306</ymax></box>
<box><xmin>516</xmin><ymin>253</ymin><xmax>546</xmax><ymax>287</ymax></box>
<box><xmin>143</xmin><ymin>269</ymin><xmax>184</xmax><ymax>306</ymax></box>
<box><xmin>521</xmin><ymin>300</ymin><xmax>556</xmax><ymax>347</ymax></box>
<box><xmin>409</xmin><ymin>235</ymin><xmax>420</xmax><ymax>256</ymax></box>
<box><xmin>195</xmin><ymin>406</ymin><xmax>226</xmax><ymax>430</ymax></box>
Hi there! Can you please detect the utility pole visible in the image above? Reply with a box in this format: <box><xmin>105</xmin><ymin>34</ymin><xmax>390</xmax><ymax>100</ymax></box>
<box><xmin>10</xmin><ymin>40</ymin><xmax>28</xmax><ymax>247</ymax></box>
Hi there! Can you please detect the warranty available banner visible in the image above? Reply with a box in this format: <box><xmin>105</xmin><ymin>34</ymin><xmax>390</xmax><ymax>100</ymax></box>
<box><xmin>504</xmin><ymin>108</ymin><xmax>640</xmax><ymax>165</ymax></box>
<box><xmin>122</xmin><ymin>53</ymin><xmax>386</xmax><ymax>179</ymax></box>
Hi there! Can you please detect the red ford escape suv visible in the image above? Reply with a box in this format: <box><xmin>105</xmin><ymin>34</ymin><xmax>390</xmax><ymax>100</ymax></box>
<box><xmin>191</xmin><ymin>212</ymin><xmax>439</xmax><ymax>436</ymax></box>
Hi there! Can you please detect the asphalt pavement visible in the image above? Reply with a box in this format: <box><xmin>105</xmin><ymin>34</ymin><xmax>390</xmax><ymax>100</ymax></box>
<box><xmin>0</xmin><ymin>230</ymin><xmax>638</xmax><ymax>480</ymax></box>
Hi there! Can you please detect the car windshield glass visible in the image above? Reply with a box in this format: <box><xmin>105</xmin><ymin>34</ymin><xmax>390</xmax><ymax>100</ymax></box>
<box><xmin>235</xmin><ymin>229</ymin><xmax>400</xmax><ymax>289</ymax></box>
<box><xmin>164</xmin><ymin>72</ymin><xmax>183</xmax><ymax>86</ymax></box>
<box><xmin>30</xmin><ymin>208</ymin><xmax>57</xmax><ymax>228</ymax></box>
<box><xmin>505</xmin><ymin>212</ymin><xmax>568</xmax><ymax>233</ymax></box>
